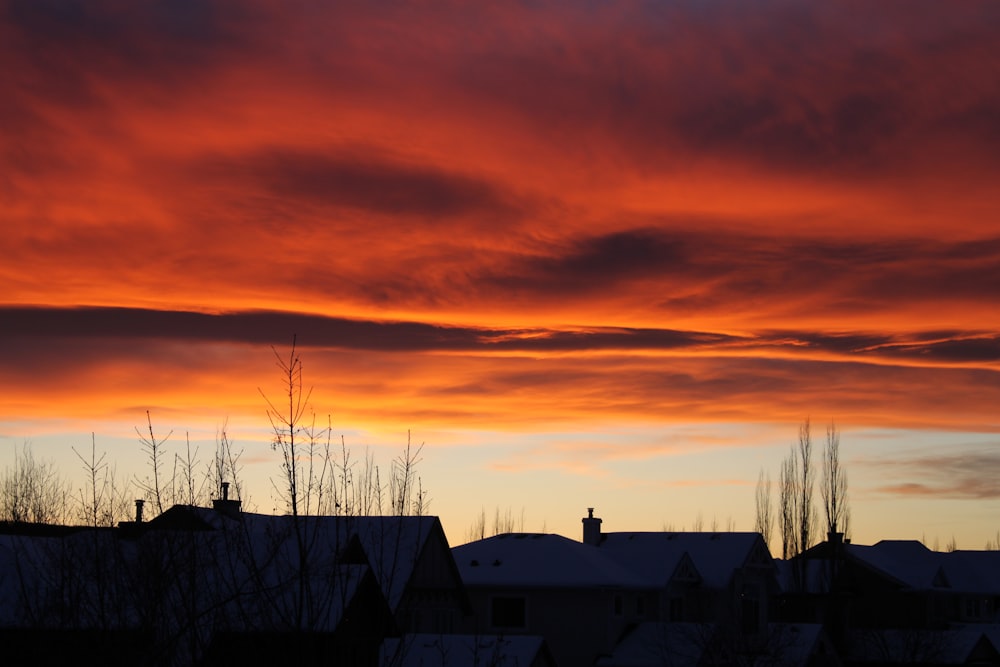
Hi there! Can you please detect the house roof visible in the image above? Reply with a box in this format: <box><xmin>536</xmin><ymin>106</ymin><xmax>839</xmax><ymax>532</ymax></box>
<box><xmin>768</xmin><ymin>623</ymin><xmax>829</xmax><ymax>667</ymax></box>
<box><xmin>148</xmin><ymin>506</ymin><xmax>445</xmax><ymax>610</ymax></box>
<box><xmin>795</xmin><ymin>538</ymin><xmax>1000</xmax><ymax>595</ymax></box>
<box><xmin>382</xmin><ymin>633</ymin><xmax>555</xmax><ymax>667</ymax></box>
<box><xmin>939</xmin><ymin>550</ymin><xmax>1000</xmax><ymax>594</ymax></box>
<box><xmin>454</xmin><ymin>533</ymin><xmax>648</xmax><ymax>589</ymax></box>
<box><xmin>846</xmin><ymin>540</ymin><xmax>942</xmax><ymax>590</ymax></box>
<box><xmin>598</xmin><ymin>621</ymin><xmax>828</xmax><ymax>667</ymax></box>
<box><xmin>846</xmin><ymin>627</ymin><xmax>1000</xmax><ymax>665</ymax></box>
<box><xmin>595</xmin><ymin>622</ymin><xmax>708</xmax><ymax>667</ymax></box>
<box><xmin>599</xmin><ymin>532</ymin><xmax>773</xmax><ymax>589</ymax></box>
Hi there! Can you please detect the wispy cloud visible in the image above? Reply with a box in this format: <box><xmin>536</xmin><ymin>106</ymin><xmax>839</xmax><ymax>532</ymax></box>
<box><xmin>868</xmin><ymin>447</ymin><xmax>1000</xmax><ymax>499</ymax></box>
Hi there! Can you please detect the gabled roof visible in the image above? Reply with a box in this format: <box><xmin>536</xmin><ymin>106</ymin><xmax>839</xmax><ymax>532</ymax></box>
<box><xmin>172</xmin><ymin>509</ymin><xmax>446</xmax><ymax>611</ymax></box>
<box><xmin>768</xmin><ymin>623</ymin><xmax>832</xmax><ymax>667</ymax></box>
<box><xmin>599</xmin><ymin>532</ymin><xmax>772</xmax><ymax>589</ymax></box>
<box><xmin>858</xmin><ymin>541</ymin><xmax>1000</xmax><ymax>594</ymax></box>
<box><xmin>794</xmin><ymin>538</ymin><xmax>1000</xmax><ymax>595</ymax></box>
<box><xmin>383</xmin><ymin>633</ymin><xmax>556</xmax><ymax>667</ymax></box>
<box><xmin>846</xmin><ymin>627</ymin><xmax>1000</xmax><ymax>664</ymax></box>
<box><xmin>596</xmin><ymin>622</ymin><xmax>708</xmax><ymax>667</ymax></box>
<box><xmin>454</xmin><ymin>533</ymin><xmax>648</xmax><ymax>589</ymax></box>
<box><xmin>847</xmin><ymin>540</ymin><xmax>941</xmax><ymax>590</ymax></box>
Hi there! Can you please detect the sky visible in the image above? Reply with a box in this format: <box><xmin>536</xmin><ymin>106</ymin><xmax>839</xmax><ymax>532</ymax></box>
<box><xmin>2</xmin><ymin>0</ymin><xmax>999</xmax><ymax>550</ymax></box>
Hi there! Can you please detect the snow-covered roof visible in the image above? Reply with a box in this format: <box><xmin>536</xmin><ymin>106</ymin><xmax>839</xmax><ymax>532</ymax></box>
<box><xmin>595</xmin><ymin>622</ymin><xmax>708</xmax><ymax>667</ymax></box>
<box><xmin>599</xmin><ymin>621</ymin><xmax>827</xmax><ymax>667</ymax></box>
<box><xmin>454</xmin><ymin>533</ymin><xmax>648</xmax><ymax>589</ymax></box>
<box><xmin>940</xmin><ymin>551</ymin><xmax>1000</xmax><ymax>595</ymax></box>
<box><xmin>767</xmin><ymin>623</ymin><xmax>828</xmax><ymax>667</ymax></box>
<box><xmin>150</xmin><ymin>506</ymin><xmax>443</xmax><ymax>610</ymax></box>
<box><xmin>846</xmin><ymin>627</ymin><xmax>1000</xmax><ymax>664</ymax></box>
<box><xmin>802</xmin><ymin>540</ymin><xmax>1000</xmax><ymax>595</ymax></box>
<box><xmin>599</xmin><ymin>532</ymin><xmax>772</xmax><ymax>589</ymax></box>
<box><xmin>382</xmin><ymin>633</ymin><xmax>552</xmax><ymax>667</ymax></box>
<box><xmin>846</xmin><ymin>540</ymin><xmax>940</xmax><ymax>589</ymax></box>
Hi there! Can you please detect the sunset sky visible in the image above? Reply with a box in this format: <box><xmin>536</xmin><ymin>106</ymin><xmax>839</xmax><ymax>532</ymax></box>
<box><xmin>2</xmin><ymin>1</ymin><xmax>999</xmax><ymax>549</ymax></box>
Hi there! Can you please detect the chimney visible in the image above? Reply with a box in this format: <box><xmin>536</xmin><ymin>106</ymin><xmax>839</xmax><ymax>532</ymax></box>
<box><xmin>582</xmin><ymin>507</ymin><xmax>603</xmax><ymax>546</ymax></box>
<box><xmin>135</xmin><ymin>499</ymin><xmax>144</xmax><ymax>523</ymax></box>
<box><xmin>213</xmin><ymin>481</ymin><xmax>242</xmax><ymax>518</ymax></box>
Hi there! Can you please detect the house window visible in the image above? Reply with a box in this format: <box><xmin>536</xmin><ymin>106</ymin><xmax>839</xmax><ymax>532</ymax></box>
<box><xmin>636</xmin><ymin>596</ymin><xmax>645</xmax><ymax>617</ymax></box>
<box><xmin>491</xmin><ymin>596</ymin><xmax>526</xmax><ymax>629</ymax></box>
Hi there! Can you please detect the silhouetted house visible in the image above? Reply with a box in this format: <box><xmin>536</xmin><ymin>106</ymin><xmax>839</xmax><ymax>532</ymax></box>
<box><xmin>454</xmin><ymin>510</ymin><xmax>782</xmax><ymax>666</ymax></box>
<box><xmin>781</xmin><ymin>534</ymin><xmax>1000</xmax><ymax>664</ymax></box>
<box><xmin>590</xmin><ymin>513</ymin><xmax>788</xmax><ymax>663</ymax></box>
<box><xmin>454</xmin><ymin>532</ymin><xmax>648</xmax><ymax>666</ymax></box>
<box><xmin>596</xmin><ymin>530</ymin><xmax>777</xmax><ymax>634</ymax></box>
<box><xmin>0</xmin><ymin>503</ymin><xmax>470</xmax><ymax>666</ymax></box>
<box><xmin>0</xmin><ymin>523</ymin><xmax>153</xmax><ymax>665</ymax></box>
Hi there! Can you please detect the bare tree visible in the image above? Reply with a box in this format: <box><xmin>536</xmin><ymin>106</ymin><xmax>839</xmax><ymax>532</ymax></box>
<box><xmin>390</xmin><ymin>433</ymin><xmax>424</xmax><ymax>516</ymax></box>
<box><xmin>466</xmin><ymin>507</ymin><xmax>487</xmax><ymax>543</ymax></box>
<box><xmin>73</xmin><ymin>434</ymin><xmax>131</xmax><ymax>527</ymax></box>
<box><xmin>821</xmin><ymin>422</ymin><xmax>850</xmax><ymax>538</ymax></box>
<box><xmin>135</xmin><ymin>410</ymin><xmax>173</xmax><ymax>515</ymax></box>
<box><xmin>796</xmin><ymin>419</ymin><xmax>815</xmax><ymax>553</ymax></box>
<box><xmin>208</xmin><ymin>421</ymin><xmax>248</xmax><ymax>509</ymax></box>
<box><xmin>754</xmin><ymin>468</ymin><xmax>773</xmax><ymax>550</ymax></box>
<box><xmin>986</xmin><ymin>531</ymin><xmax>1000</xmax><ymax>551</ymax></box>
<box><xmin>260</xmin><ymin>337</ymin><xmax>315</xmax><ymax>518</ymax></box>
<box><xmin>779</xmin><ymin>451</ymin><xmax>797</xmax><ymax>559</ymax></box>
<box><xmin>1</xmin><ymin>442</ymin><xmax>69</xmax><ymax>524</ymax></box>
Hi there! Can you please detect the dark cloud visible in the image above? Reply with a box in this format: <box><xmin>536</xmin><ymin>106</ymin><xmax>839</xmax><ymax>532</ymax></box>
<box><xmin>0</xmin><ymin>307</ymin><xmax>740</xmax><ymax>355</ymax></box>
<box><xmin>428</xmin><ymin>1</ymin><xmax>1000</xmax><ymax>173</ymax></box>
<box><xmin>0</xmin><ymin>0</ymin><xmax>259</xmax><ymax>169</ymax></box>
<box><xmin>477</xmin><ymin>227</ymin><xmax>1000</xmax><ymax>314</ymax></box>
<box><xmin>486</xmin><ymin>229</ymin><xmax>695</xmax><ymax>295</ymax></box>
<box><xmin>191</xmin><ymin>149</ymin><xmax>522</xmax><ymax>220</ymax></box>
<box><xmin>867</xmin><ymin>336</ymin><xmax>1000</xmax><ymax>364</ymax></box>
<box><xmin>3</xmin><ymin>0</ymin><xmax>250</xmax><ymax>70</ymax></box>
<box><xmin>0</xmin><ymin>307</ymin><xmax>472</xmax><ymax>351</ymax></box>
<box><xmin>755</xmin><ymin>331</ymin><xmax>1000</xmax><ymax>363</ymax></box>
